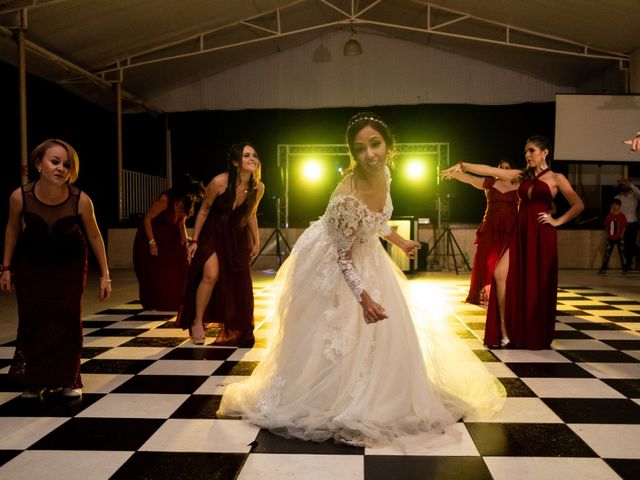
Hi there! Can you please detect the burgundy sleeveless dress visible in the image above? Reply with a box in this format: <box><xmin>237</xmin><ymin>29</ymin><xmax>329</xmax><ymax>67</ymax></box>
<box><xmin>484</xmin><ymin>169</ymin><xmax>557</xmax><ymax>349</ymax></box>
<box><xmin>176</xmin><ymin>188</ymin><xmax>254</xmax><ymax>346</ymax></box>
<box><xmin>466</xmin><ymin>178</ymin><xmax>518</xmax><ymax>305</ymax></box>
<box><xmin>133</xmin><ymin>195</ymin><xmax>189</xmax><ymax>311</ymax></box>
<box><xmin>9</xmin><ymin>182</ymin><xmax>86</xmax><ymax>389</ymax></box>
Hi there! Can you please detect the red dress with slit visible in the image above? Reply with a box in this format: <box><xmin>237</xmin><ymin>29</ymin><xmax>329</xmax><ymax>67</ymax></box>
<box><xmin>133</xmin><ymin>196</ymin><xmax>189</xmax><ymax>311</ymax></box>
<box><xmin>9</xmin><ymin>182</ymin><xmax>86</xmax><ymax>389</ymax></box>
<box><xmin>466</xmin><ymin>178</ymin><xmax>518</xmax><ymax>305</ymax></box>
<box><xmin>176</xmin><ymin>188</ymin><xmax>254</xmax><ymax>346</ymax></box>
<box><xmin>484</xmin><ymin>169</ymin><xmax>557</xmax><ymax>349</ymax></box>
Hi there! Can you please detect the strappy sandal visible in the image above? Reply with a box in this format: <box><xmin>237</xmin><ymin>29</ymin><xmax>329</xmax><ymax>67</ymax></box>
<box><xmin>190</xmin><ymin>323</ymin><xmax>206</xmax><ymax>345</ymax></box>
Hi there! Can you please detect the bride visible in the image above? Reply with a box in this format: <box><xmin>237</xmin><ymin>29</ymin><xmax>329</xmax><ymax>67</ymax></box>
<box><xmin>218</xmin><ymin>112</ymin><xmax>505</xmax><ymax>447</ymax></box>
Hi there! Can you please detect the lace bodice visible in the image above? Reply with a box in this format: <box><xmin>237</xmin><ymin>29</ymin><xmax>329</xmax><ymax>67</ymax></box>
<box><xmin>322</xmin><ymin>173</ymin><xmax>393</xmax><ymax>301</ymax></box>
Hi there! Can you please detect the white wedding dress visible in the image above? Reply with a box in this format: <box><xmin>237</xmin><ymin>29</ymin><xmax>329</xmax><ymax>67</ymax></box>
<box><xmin>218</xmin><ymin>168</ymin><xmax>504</xmax><ymax>447</ymax></box>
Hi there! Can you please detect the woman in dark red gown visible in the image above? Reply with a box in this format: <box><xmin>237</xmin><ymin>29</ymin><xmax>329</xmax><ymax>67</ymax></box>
<box><xmin>448</xmin><ymin>160</ymin><xmax>518</xmax><ymax>306</ymax></box>
<box><xmin>133</xmin><ymin>175</ymin><xmax>204</xmax><ymax>311</ymax></box>
<box><xmin>442</xmin><ymin>136</ymin><xmax>584</xmax><ymax>349</ymax></box>
<box><xmin>176</xmin><ymin>142</ymin><xmax>265</xmax><ymax>346</ymax></box>
<box><xmin>1</xmin><ymin>139</ymin><xmax>111</xmax><ymax>399</ymax></box>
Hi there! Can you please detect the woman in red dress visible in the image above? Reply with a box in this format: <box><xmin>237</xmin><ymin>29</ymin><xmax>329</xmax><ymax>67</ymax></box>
<box><xmin>133</xmin><ymin>174</ymin><xmax>204</xmax><ymax>311</ymax></box>
<box><xmin>448</xmin><ymin>160</ymin><xmax>519</xmax><ymax>306</ymax></box>
<box><xmin>442</xmin><ymin>136</ymin><xmax>584</xmax><ymax>349</ymax></box>
<box><xmin>176</xmin><ymin>142</ymin><xmax>265</xmax><ymax>346</ymax></box>
<box><xmin>1</xmin><ymin>139</ymin><xmax>112</xmax><ymax>399</ymax></box>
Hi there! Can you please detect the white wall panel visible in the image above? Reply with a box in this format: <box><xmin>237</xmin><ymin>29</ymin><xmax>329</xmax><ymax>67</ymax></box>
<box><xmin>149</xmin><ymin>31</ymin><xmax>574</xmax><ymax>112</ymax></box>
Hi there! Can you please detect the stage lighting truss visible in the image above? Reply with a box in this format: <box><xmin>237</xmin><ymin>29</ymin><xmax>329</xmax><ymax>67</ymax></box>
<box><xmin>277</xmin><ymin>142</ymin><xmax>450</xmax><ymax>229</ymax></box>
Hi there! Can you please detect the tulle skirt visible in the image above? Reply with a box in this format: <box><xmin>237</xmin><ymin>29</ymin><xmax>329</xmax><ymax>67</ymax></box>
<box><xmin>218</xmin><ymin>220</ymin><xmax>504</xmax><ymax>447</ymax></box>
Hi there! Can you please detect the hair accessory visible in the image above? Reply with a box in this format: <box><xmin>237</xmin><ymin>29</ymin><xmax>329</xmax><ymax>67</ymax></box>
<box><xmin>347</xmin><ymin>114</ymin><xmax>389</xmax><ymax>132</ymax></box>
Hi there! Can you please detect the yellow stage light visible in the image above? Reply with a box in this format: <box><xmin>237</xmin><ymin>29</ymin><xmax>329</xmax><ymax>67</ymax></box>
<box><xmin>405</xmin><ymin>159</ymin><xmax>426</xmax><ymax>180</ymax></box>
<box><xmin>302</xmin><ymin>159</ymin><xmax>323</xmax><ymax>181</ymax></box>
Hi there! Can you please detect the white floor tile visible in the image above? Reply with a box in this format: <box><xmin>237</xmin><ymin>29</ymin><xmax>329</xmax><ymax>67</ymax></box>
<box><xmin>237</xmin><ymin>453</ymin><xmax>364</xmax><ymax>480</ymax></box>
<box><xmin>366</xmin><ymin>423</ymin><xmax>480</xmax><ymax>456</ymax></box>
<box><xmin>138</xmin><ymin>359</ymin><xmax>223</xmax><ymax>376</ymax></box>
<box><xmin>570</xmin><ymin>424</ymin><xmax>640</xmax><ymax>459</ymax></box>
<box><xmin>227</xmin><ymin>348</ymin><xmax>269</xmax><ymax>362</ymax></box>
<box><xmin>75</xmin><ymin>393</ymin><xmax>188</xmax><ymax>419</ymax></box>
<box><xmin>0</xmin><ymin>417</ymin><xmax>69</xmax><ymax>449</ymax></box>
<box><xmin>465</xmin><ymin>398</ymin><xmax>562</xmax><ymax>423</ymax></box>
<box><xmin>138</xmin><ymin>328</ymin><xmax>188</xmax><ymax>338</ymax></box>
<box><xmin>624</xmin><ymin>350</ymin><xmax>640</xmax><ymax>361</ymax></box>
<box><xmin>0</xmin><ymin>450</ymin><xmax>133</xmax><ymax>480</ymax></box>
<box><xmin>577</xmin><ymin>362</ymin><xmax>640</xmax><ymax>379</ymax></box>
<box><xmin>104</xmin><ymin>320</ymin><xmax>167</xmax><ymax>329</ymax></box>
<box><xmin>485</xmin><ymin>456</ymin><xmax>621</xmax><ymax>480</ymax></box>
<box><xmin>195</xmin><ymin>375</ymin><xmax>248</xmax><ymax>395</ymax></box>
<box><xmin>82</xmin><ymin>314</ymin><xmax>132</xmax><ymax>322</ymax></box>
<box><xmin>0</xmin><ymin>392</ymin><xmax>20</xmax><ymax>405</ymax></box>
<box><xmin>550</xmin><ymin>339</ymin><xmax>614</xmax><ymax>350</ymax></box>
<box><xmin>80</xmin><ymin>373</ymin><xmax>134</xmax><ymax>394</ymax></box>
<box><xmin>581</xmin><ymin>330</ymin><xmax>640</xmax><ymax>340</ymax></box>
<box><xmin>482</xmin><ymin>362</ymin><xmax>517</xmax><ymax>378</ymax></box>
<box><xmin>556</xmin><ymin>315</ymin><xmax>611</xmax><ymax>324</ymax></box>
<box><xmin>94</xmin><ymin>346</ymin><xmax>173</xmax><ymax>360</ymax></box>
<box><xmin>0</xmin><ymin>346</ymin><xmax>15</xmax><ymax>359</ymax></box>
<box><xmin>491</xmin><ymin>350</ymin><xmax>570</xmax><ymax>363</ymax></box>
<box><xmin>82</xmin><ymin>336</ymin><xmax>133</xmax><ymax>348</ymax></box>
<box><xmin>553</xmin><ymin>323</ymin><xmax>577</xmax><ymax>331</ymax></box>
<box><xmin>140</xmin><ymin>418</ymin><xmax>259</xmax><ymax>453</ymax></box>
<box><xmin>522</xmin><ymin>378</ymin><xmax>625</xmax><ymax>398</ymax></box>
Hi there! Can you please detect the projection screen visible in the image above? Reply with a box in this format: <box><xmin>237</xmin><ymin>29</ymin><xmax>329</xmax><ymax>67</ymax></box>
<box><xmin>555</xmin><ymin>94</ymin><xmax>640</xmax><ymax>162</ymax></box>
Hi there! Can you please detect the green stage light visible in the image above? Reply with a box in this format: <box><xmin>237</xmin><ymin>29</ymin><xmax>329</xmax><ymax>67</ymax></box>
<box><xmin>405</xmin><ymin>159</ymin><xmax>426</xmax><ymax>180</ymax></box>
<box><xmin>302</xmin><ymin>159</ymin><xmax>323</xmax><ymax>181</ymax></box>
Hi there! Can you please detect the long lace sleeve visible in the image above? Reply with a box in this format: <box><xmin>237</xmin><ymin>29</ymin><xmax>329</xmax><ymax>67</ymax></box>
<box><xmin>324</xmin><ymin>195</ymin><xmax>365</xmax><ymax>301</ymax></box>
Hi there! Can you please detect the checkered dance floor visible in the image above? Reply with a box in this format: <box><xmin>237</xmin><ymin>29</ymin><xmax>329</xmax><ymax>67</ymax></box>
<box><xmin>0</xmin><ymin>274</ymin><xmax>638</xmax><ymax>479</ymax></box>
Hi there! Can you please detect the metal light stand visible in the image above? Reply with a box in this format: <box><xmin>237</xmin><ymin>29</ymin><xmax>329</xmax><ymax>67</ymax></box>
<box><xmin>426</xmin><ymin>158</ymin><xmax>471</xmax><ymax>274</ymax></box>
<box><xmin>252</xmin><ymin>197</ymin><xmax>291</xmax><ymax>268</ymax></box>
<box><xmin>427</xmin><ymin>194</ymin><xmax>471</xmax><ymax>274</ymax></box>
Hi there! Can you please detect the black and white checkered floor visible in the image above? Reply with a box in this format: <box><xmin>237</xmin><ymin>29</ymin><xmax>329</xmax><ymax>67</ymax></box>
<box><xmin>0</xmin><ymin>274</ymin><xmax>639</xmax><ymax>480</ymax></box>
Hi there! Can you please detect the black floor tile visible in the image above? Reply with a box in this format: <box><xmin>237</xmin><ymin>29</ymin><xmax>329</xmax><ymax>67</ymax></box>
<box><xmin>579</xmin><ymin>305</ymin><xmax>622</xmax><ymax>311</ymax></box>
<box><xmin>601</xmin><ymin>340</ymin><xmax>640</xmax><ymax>350</ymax></box>
<box><xmin>0</xmin><ymin>392</ymin><xmax>104</xmax><ymax>417</ymax></box>
<box><xmin>558</xmin><ymin>350</ymin><xmax>640</xmax><ymax>363</ymax></box>
<box><xmin>170</xmin><ymin>394</ymin><xmax>223</xmax><ymax>419</ymax></box>
<box><xmin>84</xmin><ymin>328</ymin><xmax>144</xmax><ymax>337</ymax></box>
<box><xmin>81</xmin><ymin>320</ymin><xmax>118</xmax><ymax>329</ymax></box>
<box><xmin>543</xmin><ymin>398</ymin><xmax>640</xmax><ymax>423</ymax></box>
<box><xmin>602</xmin><ymin>316</ymin><xmax>640</xmax><ymax>323</ymax></box>
<box><xmin>602</xmin><ymin>379</ymin><xmax>640</xmax><ymax>398</ymax></box>
<box><xmin>498</xmin><ymin>378</ymin><xmax>537</xmax><ymax>397</ymax></box>
<box><xmin>133</xmin><ymin>313</ymin><xmax>177</xmax><ymax>321</ymax></box>
<box><xmin>601</xmin><ymin>300</ymin><xmax>640</xmax><ymax>305</ymax></box>
<box><xmin>121</xmin><ymin>337</ymin><xmax>187</xmax><ymax>347</ymax></box>
<box><xmin>465</xmin><ymin>322</ymin><xmax>486</xmax><ymax>331</ymax></box>
<box><xmin>0</xmin><ymin>360</ymin><xmax>11</xmax><ymax>370</ymax></box>
<box><xmin>0</xmin><ymin>450</ymin><xmax>20</xmax><ymax>468</ymax></box>
<box><xmin>465</xmin><ymin>423</ymin><xmax>597</xmax><ymax>457</ymax></box>
<box><xmin>212</xmin><ymin>361</ymin><xmax>259</xmax><ymax>376</ymax></box>
<box><xmin>111</xmin><ymin>451</ymin><xmax>246</xmax><ymax>480</ymax></box>
<box><xmin>29</xmin><ymin>417</ymin><xmax>164</xmax><ymax>450</ymax></box>
<box><xmin>364</xmin><ymin>456</ymin><xmax>492</xmax><ymax>480</ymax></box>
<box><xmin>553</xmin><ymin>330</ymin><xmax>593</xmax><ymax>339</ymax></box>
<box><xmin>80</xmin><ymin>359</ymin><xmax>155</xmax><ymax>375</ymax></box>
<box><xmin>565</xmin><ymin>322</ymin><xmax>625</xmax><ymax>331</ymax></box>
<box><xmin>605</xmin><ymin>459</ymin><xmax>640</xmax><ymax>480</ymax></box>
<box><xmin>558</xmin><ymin>310</ymin><xmax>591</xmax><ymax>316</ymax></box>
<box><xmin>161</xmin><ymin>347</ymin><xmax>235</xmax><ymax>361</ymax></box>
<box><xmin>251</xmin><ymin>429</ymin><xmax>364</xmax><ymax>455</ymax></box>
<box><xmin>558</xmin><ymin>297</ymin><xmax>588</xmax><ymax>301</ymax></box>
<box><xmin>113</xmin><ymin>375</ymin><xmax>208</xmax><ymax>394</ymax></box>
<box><xmin>455</xmin><ymin>329</ymin><xmax>477</xmax><ymax>339</ymax></box>
<box><xmin>473</xmin><ymin>350</ymin><xmax>500</xmax><ymax>362</ymax></box>
<box><xmin>96</xmin><ymin>308</ymin><xmax>143</xmax><ymax>315</ymax></box>
<box><xmin>505</xmin><ymin>362</ymin><xmax>594</xmax><ymax>378</ymax></box>
<box><xmin>80</xmin><ymin>346</ymin><xmax>112</xmax><ymax>359</ymax></box>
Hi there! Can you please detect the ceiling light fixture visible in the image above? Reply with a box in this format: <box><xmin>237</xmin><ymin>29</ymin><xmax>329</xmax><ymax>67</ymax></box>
<box><xmin>343</xmin><ymin>25</ymin><xmax>362</xmax><ymax>56</ymax></box>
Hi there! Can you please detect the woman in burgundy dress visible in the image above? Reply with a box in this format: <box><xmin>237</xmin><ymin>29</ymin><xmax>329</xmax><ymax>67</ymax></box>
<box><xmin>133</xmin><ymin>174</ymin><xmax>204</xmax><ymax>311</ymax></box>
<box><xmin>1</xmin><ymin>139</ymin><xmax>111</xmax><ymax>399</ymax></box>
<box><xmin>442</xmin><ymin>136</ymin><xmax>584</xmax><ymax>349</ymax></box>
<box><xmin>176</xmin><ymin>142</ymin><xmax>265</xmax><ymax>346</ymax></box>
<box><xmin>449</xmin><ymin>160</ymin><xmax>519</xmax><ymax>306</ymax></box>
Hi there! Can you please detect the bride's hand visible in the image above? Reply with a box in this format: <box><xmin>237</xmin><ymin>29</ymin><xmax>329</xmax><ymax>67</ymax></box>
<box><xmin>402</xmin><ymin>239</ymin><xmax>421</xmax><ymax>258</ymax></box>
<box><xmin>359</xmin><ymin>291</ymin><xmax>388</xmax><ymax>324</ymax></box>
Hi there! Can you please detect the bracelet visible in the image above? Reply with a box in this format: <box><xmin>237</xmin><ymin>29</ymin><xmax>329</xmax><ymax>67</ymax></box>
<box><xmin>148</xmin><ymin>239</ymin><xmax>156</xmax><ymax>245</ymax></box>
<box><xmin>1</xmin><ymin>265</ymin><xmax>10</xmax><ymax>273</ymax></box>
<box><xmin>100</xmin><ymin>277</ymin><xmax>112</xmax><ymax>283</ymax></box>
<box><xmin>191</xmin><ymin>239</ymin><xmax>198</xmax><ymax>244</ymax></box>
